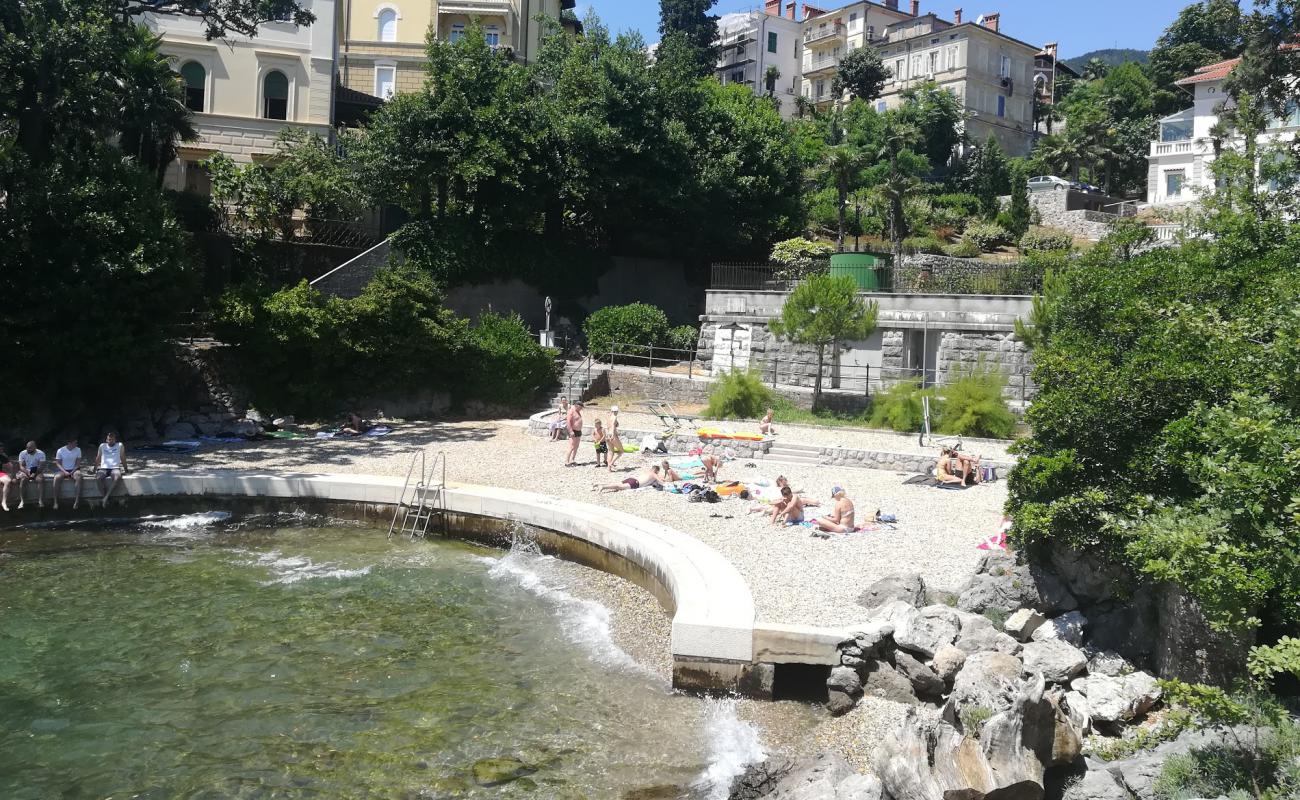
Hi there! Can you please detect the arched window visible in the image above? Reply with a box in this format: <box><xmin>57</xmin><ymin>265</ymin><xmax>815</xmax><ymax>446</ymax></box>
<box><xmin>378</xmin><ymin>8</ymin><xmax>397</xmax><ymax>42</ymax></box>
<box><xmin>180</xmin><ymin>61</ymin><xmax>206</xmax><ymax>112</ymax></box>
<box><xmin>263</xmin><ymin>70</ymin><xmax>288</xmax><ymax>120</ymax></box>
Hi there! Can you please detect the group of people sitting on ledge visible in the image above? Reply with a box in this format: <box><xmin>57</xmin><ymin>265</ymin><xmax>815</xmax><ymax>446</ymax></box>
<box><xmin>0</xmin><ymin>432</ymin><xmax>128</xmax><ymax>511</ymax></box>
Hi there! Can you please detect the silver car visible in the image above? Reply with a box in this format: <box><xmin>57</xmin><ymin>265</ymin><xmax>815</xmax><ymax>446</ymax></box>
<box><xmin>1027</xmin><ymin>175</ymin><xmax>1071</xmax><ymax>191</ymax></box>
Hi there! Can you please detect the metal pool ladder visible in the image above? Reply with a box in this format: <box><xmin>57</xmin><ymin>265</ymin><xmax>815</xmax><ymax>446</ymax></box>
<box><xmin>388</xmin><ymin>450</ymin><xmax>447</xmax><ymax>540</ymax></box>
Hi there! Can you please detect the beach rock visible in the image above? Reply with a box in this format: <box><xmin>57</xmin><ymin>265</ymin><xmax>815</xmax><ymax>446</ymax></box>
<box><xmin>1049</xmin><ymin>544</ymin><xmax>1126</xmax><ymax>604</ymax></box>
<box><xmin>955</xmin><ymin>615</ymin><xmax>1023</xmax><ymax>656</ymax></box>
<box><xmin>826</xmin><ymin>666</ymin><xmax>863</xmax><ymax>716</ymax></box>
<box><xmin>856</xmin><ymin>573</ymin><xmax>926</xmax><ymax>613</ymax></box>
<box><xmin>892</xmin><ymin>650</ymin><xmax>946</xmax><ymax>702</ymax></box>
<box><xmin>163</xmin><ymin>422</ymin><xmax>197</xmax><ymax>440</ymax></box>
<box><xmin>244</xmin><ymin>408</ymin><xmax>268</xmax><ymax>424</ymax></box>
<box><xmin>273</xmin><ymin>416</ymin><xmax>295</xmax><ymax>427</ymax></box>
<box><xmin>1004</xmin><ymin>609</ymin><xmax>1047</xmax><ymax>642</ymax></box>
<box><xmin>1030</xmin><ymin>611</ymin><xmax>1088</xmax><ymax>647</ymax></box>
<box><xmin>1074</xmin><ymin>673</ymin><xmax>1162</xmax><ymax>727</ymax></box>
<box><xmin>956</xmin><ymin>552</ymin><xmax>1078</xmax><ymax>616</ymax></box>
<box><xmin>471</xmin><ymin>757</ymin><xmax>536</xmax><ymax>787</ymax></box>
<box><xmin>1022</xmin><ymin>639</ymin><xmax>1087</xmax><ymax>684</ymax></box>
<box><xmin>1047</xmin><ymin>693</ymin><xmax>1084</xmax><ymax>766</ymax></box>
<box><xmin>1062</xmin><ymin>690</ymin><xmax>1092</xmax><ymax>734</ymax></box>
<box><xmin>1087</xmin><ymin>591</ymin><xmax>1158</xmax><ymax>669</ymax></box>
<box><xmin>861</xmin><ymin>660</ymin><xmax>920</xmax><ymax>705</ymax></box>
<box><xmin>196</xmin><ymin>422</ymin><xmax>222</xmax><ymax>436</ymax></box>
<box><xmin>1087</xmin><ymin>649</ymin><xmax>1136</xmax><ymax>678</ymax></box>
<box><xmin>728</xmin><ymin>752</ymin><xmax>882</xmax><ymax>799</ymax></box>
<box><xmin>1061</xmin><ymin>768</ymin><xmax>1134</xmax><ymax>800</ymax></box>
<box><xmin>946</xmin><ymin>651</ymin><xmax>1023</xmax><ymax>720</ymax></box>
<box><xmin>226</xmin><ymin>419</ymin><xmax>262</xmax><ymax>437</ymax></box>
<box><xmin>1155</xmin><ymin>584</ymin><xmax>1253</xmax><ymax>687</ymax></box>
<box><xmin>845</xmin><ymin>621</ymin><xmax>895</xmax><ymax>658</ymax></box>
<box><xmin>894</xmin><ymin>606</ymin><xmax>962</xmax><ymax>659</ymax></box>
<box><xmin>931</xmin><ymin>644</ymin><xmax>967</xmax><ymax>685</ymax></box>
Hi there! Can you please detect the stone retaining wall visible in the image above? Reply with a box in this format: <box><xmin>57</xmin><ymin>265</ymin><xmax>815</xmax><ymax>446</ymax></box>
<box><xmin>1030</xmin><ymin>190</ymin><xmax>1117</xmax><ymax>241</ymax></box>
<box><xmin>604</xmin><ymin>365</ymin><xmax>872</xmax><ymax>414</ymax></box>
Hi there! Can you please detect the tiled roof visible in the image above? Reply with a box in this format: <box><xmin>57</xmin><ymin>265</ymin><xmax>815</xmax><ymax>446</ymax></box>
<box><xmin>1174</xmin><ymin>56</ymin><xmax>1241</xmax><ymax>86</ymax></box>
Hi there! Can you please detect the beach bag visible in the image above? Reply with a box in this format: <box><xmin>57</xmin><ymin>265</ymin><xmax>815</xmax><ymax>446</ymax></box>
<box><xmin>875</xmin><ymin>511</ymin><xmax>898</xmax><ymax>524</ymax></box>
<box><xmin>981</xmin><ymin>465</ymin><xmax>997</xmax><ymax>482</ymax></box>
<box><xmin>703</xmin><ymin>490</ymin><xmax>721</xmax><ymax>503</ymax></box>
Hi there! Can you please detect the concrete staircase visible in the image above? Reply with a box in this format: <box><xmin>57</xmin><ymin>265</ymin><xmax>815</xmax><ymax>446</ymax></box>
<box><xmin>552</xmin><ymin>359</ymin><xmax>597</xmax><ymax>405</ymax></box>
<box><xmin>753</xmin><ymin>441</ymin><xmax>824</xmax><ymax>466</ymax></box>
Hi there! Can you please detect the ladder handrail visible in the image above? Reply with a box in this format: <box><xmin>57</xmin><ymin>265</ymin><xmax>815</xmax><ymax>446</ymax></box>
<box><xmin>388</xmin><ymin>449</ymin><xmax>425</xmax><ymax>539</ymax></box>
<box><xmin>389</xmin><ymin>448</ymin><xmax>447</xmax><ymax>541</ymax></box>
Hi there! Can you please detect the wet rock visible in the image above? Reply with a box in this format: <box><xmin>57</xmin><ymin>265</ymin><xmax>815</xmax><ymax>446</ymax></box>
<box><xmin>857</xmin><ymin>573</ymin><xmax>926</xmax><ymax>613</ymax></box>
<box><xmin>1004</xmin><ymin>608</ymin><xmax>1047</xmax><ymax>642</ymax></box>
<box><xmin>931</xmin><ymin>644</ymin><xmax>967</xmax><ymax>685</ymax></box>
<box><xmin>894</xmin><ymin>606</ymin><xmax>962</xmax><ymax>659</ymax></box>
<box><xmin>1030</xmin><ymin>611</ymin><xmax>1088</xmax><ymax>647</ymax></box>
<box><xmin>1022</xmin><ymin>639</ymin><xmax>1088</xmax><ymax>684</ymax></box>
<box><xmin>729</xmin><ymin>752</ymin><xmax>882</xmax><ymax>800</ymax></box>
<box><xmin>892</xmin><ymin>650</ymin><xmax>946</xmax><ymax>702</ymax></box>
<box><xmin>471</xmin><ymin>757</ymin><xmax>536</xmax><ymax>787</ymax></box>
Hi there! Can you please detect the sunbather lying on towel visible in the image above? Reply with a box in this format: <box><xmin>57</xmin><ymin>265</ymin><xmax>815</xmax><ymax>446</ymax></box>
<box><xmin>594</xmin><ymin>466</ymin><xmax>663</xmax><ymax>493</ymax></box>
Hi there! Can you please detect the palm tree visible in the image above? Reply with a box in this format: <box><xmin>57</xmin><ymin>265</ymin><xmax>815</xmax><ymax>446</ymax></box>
<box><xmin>815</xmin><ymin>144</ymin><xmax>868</xmax><ymax>251</ymax></box>
<box><xmin>764</xmin><ymin>65</ymin><xmax>781</xmax><ymax>97</ymax></box>
<box><xmin>1034</xmin><ymin>129</ymin><xmax>1100</xmax><ymax>183</ymax></box>
<box><xmin>117</xmin><ymin>27</ymin><xmax>198</xmax><ymax>185</ymax></box>
<box><xmin>1081</xmin><ymin>57</ymin><xmax>1109</xmax><ymax>82</ymax></box>
<box><xmin>864</xmin><ymin>116</ymin><xmax>923</xmax><ymax>262</ymax></box>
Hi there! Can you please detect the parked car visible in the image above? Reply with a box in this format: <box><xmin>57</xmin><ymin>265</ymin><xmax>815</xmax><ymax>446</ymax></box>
<box><xmin>1027</xmin><ymin>175</ymin><xmax>1071</xmax><ymax>191</ymax></box>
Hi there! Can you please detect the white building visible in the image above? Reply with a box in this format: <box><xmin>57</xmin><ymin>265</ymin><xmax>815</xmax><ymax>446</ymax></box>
<box><xmin>1147</xmin><ymin>54</ymin><xmax>1300</xmax><ymax>206</ymax></box>
<box><xmin>145</xmin><ymin>1</ymin><xmax>339</xmax><ymax>195</ymax></box>
<box><xmin>714</xmin><ymin>3</ymin><xmax>805</xmax><ymax>119</ymax></box>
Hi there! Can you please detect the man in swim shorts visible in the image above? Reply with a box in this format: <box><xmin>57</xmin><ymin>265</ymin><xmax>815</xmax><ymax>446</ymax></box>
<box><xmin>16</xmin><ymin>441</ymin><xmax>46</xmax><ymax>509</ymax></box>
<box><xmin>565</xmin><ymin>401</ymin><xmax>584</xmax><ymax>466</ymax></box>
<box><xmin>594</xmin><ymin>466</ymin><xmax>662</xmax><ymax>494</ymax></box>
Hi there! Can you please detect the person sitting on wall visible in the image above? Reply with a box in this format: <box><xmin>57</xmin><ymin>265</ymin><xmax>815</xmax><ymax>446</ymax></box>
<box><xmin>53</xmin><ymin>436</ymin><xmax>86</xmax><ymax>510</ymax></box>
<box><xmin>15</xmin><ymin>441</ymin><xmax>46</xmax><ymax>510</ymax></box>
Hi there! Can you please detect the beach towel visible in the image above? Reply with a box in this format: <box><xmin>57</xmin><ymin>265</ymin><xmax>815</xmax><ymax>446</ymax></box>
<box><xmin>977</xmin><ymin>517</ymin><xmax>1012</xmax><ymax>551</ymax></box>
<box><xmin>315</xmin><ymin>431</ymin><xmax>336</xmax><ymax>440</ymax></box>
<box><xmin>697</xmin><ymin>428</ymin><xmax>763</xmax><ymax>441</ymax></box>
<box><xmin>669</xmin><ymin>456</ymin><xmax>704</xmax><ymax>470</ymax></box>
<box><xmin>135</xmin><ymin>442</ymin><xmax>202</xmax><ymax>454</ymax></box>
<box><xmin>903</xmin><ymin>474</ymin><xmax>936</xmax><ymax>486</ymax></box>
<box><xmin>199</xmin><ymin>435</ymin><xmax>249</xmax><ymax>444</ymax></box>
<box><xmin>365</xmin><ymin>426</ymin><xmax>394</xmax><ymax>437</ymax></box>
<box><xmin>800</xmin><ymin>521</ymin><xmax>888</xmax><ymax>535</ymax></box>
<box><xmin>264</xmin><ymin>430</ymin><xmax>309</xmax><ymax>440</ymax></box>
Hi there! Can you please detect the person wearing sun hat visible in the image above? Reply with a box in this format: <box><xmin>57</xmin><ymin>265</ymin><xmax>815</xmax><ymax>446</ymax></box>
<box><xmin>606</xmin><ymin>405</ymin><xmax>625</xmax><ymax>472</ymax></box>
<box><xmin>815</xmin><ymin>485</ymin><xmax>856</xmax><ymax>533</ymax></box>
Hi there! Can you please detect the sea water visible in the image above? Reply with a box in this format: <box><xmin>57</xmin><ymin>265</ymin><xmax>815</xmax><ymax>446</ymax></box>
<box><xmin>0</xmin><ymin>513</ymin><xmax>762</xmax><ymax>799</ymax></box>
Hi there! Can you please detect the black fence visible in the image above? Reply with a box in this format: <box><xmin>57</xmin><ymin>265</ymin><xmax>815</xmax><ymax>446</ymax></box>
<box><xmin>711</xmin><ymin>260</ymin><xmax>1044</xmax><ymax>296</ymax></box>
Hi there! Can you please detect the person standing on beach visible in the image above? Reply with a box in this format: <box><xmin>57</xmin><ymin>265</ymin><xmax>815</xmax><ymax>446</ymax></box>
<box><xmin>564</xmin><ymin>401</ymin><xmax>584</xmax><ymax>466</ymax></box>
<box><xmin>606</xmin><ymin>406</ymin><xmax>624</xmax><ymax>472</ymax></box>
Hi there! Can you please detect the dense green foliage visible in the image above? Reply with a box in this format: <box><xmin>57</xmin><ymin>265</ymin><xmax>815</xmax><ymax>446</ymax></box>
<box><xmin>706</xmin><ymin>370</ymin><xmax>775</xmax><ymax>420</ymax></box>
<box><xmin>657</xmin><ymin>0</ymin><xmax>719</xmax><ymax>78</ymax></box>
<box><xmin>936</xmin><ymin>368</ymin><xmax>1017</xmax><ymax>439</ymax></box>
<box><xmin>770</xmin><ymin>275</ymin><xmax>878</xmax><ymax>406</ymax></box>
<box><xmin>1062</xmin><ymin>48</ymin><xmax>1150</xmax><ymax>72</ymax></box>
<box><xmin>770</xmin><ymin>237</ymin><xmax>835</xmax><ymax>279</ymax></box>
<box><xmin>1006</xmin><ymin>162</ymin><xmax>1032</xmax><ymax>238</ymax></box>
<box><xmin>832</xmin><ymin>46</ymin><xmax>890</xmax><ymax>103</ymax></box>
<box><xmin>963</xmin><ymin>222</ymin><xmax>1012</xmax><ymax>252</ymax></box>
<box><xmin>464</xmin><ymin>312</ymin><xmax>561</xmax><ymax>405</ymax></box>
<box><xmin>868</xmin><ymin>380</ymin><xmax>935</xmax><ymax>433</ymax></box>
<box><xmin>582</xmin><ymin>303</ymin><xmax>672</xmax><ymax>359</ymax></box>
<box><xmin>1019</xmin><ymin>228</ymin><xmax>1074</xmax><ymax>253</ymax></box>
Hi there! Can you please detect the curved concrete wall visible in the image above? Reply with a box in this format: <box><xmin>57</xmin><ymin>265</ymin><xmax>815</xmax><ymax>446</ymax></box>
<box><xmin>118</xmin><ymin>470</ymin><xmax>756</xmax><ymax>686</ymax></box>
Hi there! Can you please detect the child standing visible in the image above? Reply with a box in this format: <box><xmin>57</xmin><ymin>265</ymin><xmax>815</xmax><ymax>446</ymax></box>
<box><xmin>592</xmin><ymin>419</ymin><xmax>609</xmax><ymax>467</ymax></box>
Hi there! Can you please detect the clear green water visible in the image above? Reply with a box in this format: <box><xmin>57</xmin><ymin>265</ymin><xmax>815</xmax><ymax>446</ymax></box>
<box><xmin>0</xmin><ymin>513</ymin><xmax>758</xmax><ymax>799</ymax></box>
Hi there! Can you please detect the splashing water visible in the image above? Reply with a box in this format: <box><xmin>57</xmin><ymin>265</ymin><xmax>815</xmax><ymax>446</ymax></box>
<box><xmin>140</xmin><ymin>511</ymin><xmax>232</xmax><ymax>530</ymax></box>
<box><xmin>694</xmin><ymin>697</ymin><xmax>767</xmax><ymax>799</ymax></box>
<box><xmin>248</xmin><ymin>550</ymin><xmax>374</xmax><ymax>585</ymax></box>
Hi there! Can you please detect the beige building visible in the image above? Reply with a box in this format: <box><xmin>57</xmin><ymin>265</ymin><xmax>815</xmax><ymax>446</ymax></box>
<box><xmin>337</xmin><ymin>0</ymin><xmax>577</xmax><ymax>100</ymax></box>
<box><xmin>800</xmin><ymin>3</ymin><xmax>1041</xmax><ymax>156</ymax></box>
<box><xmin>145</xmin><ymin>0</ymin><xmax>339</xmax><ymax>195</ymax></box>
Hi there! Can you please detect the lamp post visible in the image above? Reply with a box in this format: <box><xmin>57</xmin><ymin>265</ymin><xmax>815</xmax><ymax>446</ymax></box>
<box><xmin>853</xmin><ymin>202</ymin><xmax>862</xmax><ymax>252</ymax></box>
<box><xmin>540</xmin><ymin>296</ymin><xmax>555</xmax><ymax>348</ymax></box>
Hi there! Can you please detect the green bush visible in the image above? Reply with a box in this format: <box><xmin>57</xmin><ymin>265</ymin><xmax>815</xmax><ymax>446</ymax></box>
<box><xmin>945</xmin><ymin>239</ymin><xmax>982</xmax><ymax>258</ymax></box>
<box><xmin>584</xmin><ymin>303</ymin><xmax>671</xmax><ymax>359</ymax></box>
<box><xmin>466</xmin><ymin>312</ymin><xmax>559</xmax><ymax>404</ymax></box>
<box><xmin>904</xmin><ymin>235</ymin><xmax>948</xmax><ymax>255</ymax></box>
<box><xmin>770</xmin><ymin>237</ymin><xmax>835</xmax><ymax>280</ymax></box>
<box><xmin>706</xmin><ymin>369</ymin><xmax>775</xmax><ymax>420</ymax></box>
<box><xmin>665</xmin><ymin>324</ymin><xmax>700</xmax><ymax>354</ymax></box>
<box><xmin>937</xmin><ymin>366</ymin><xmax>1017</xmax><ymax>439</ymax></box>
<box><xmin>932</xmin><ymin>193</ymin><xmax>984</xmax><ymax>219</ymax></box>
<box><xmin>869</xmin><ymin>380</ymin><xmax>936</xmax><ymax>432</ymax></box>
<box><xmin>1019</xmin><ymin>227</ymin><xmax>1074</xmax><ymax>253</ymax></box>
<box><xmin>994</xmin><ymin>211</ymin><xmax>1018</xmax><ymax>233</ymax></box>
<box><xmin>1153</xmin><ymin>717</ymin><xmax>1299</xmax><ymax>800</ymax></box>
<box><xmin>963</xmin><ymin>222</ymin><xmax>1011</xmax><ymax>252</ymax></box>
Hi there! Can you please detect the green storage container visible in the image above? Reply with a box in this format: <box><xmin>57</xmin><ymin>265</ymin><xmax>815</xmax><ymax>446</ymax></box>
<box><xmin>829</xmin><ymin>252</ymin><xmax>890</xmax><ymax>292</ymax></box>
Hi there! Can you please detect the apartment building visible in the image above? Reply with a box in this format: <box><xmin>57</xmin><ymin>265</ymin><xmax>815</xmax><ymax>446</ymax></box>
<box><xmin>800</xmin><ymin>3</ymin><xmax>1041</xmax><ymax>156</ymax></box>
<box><xmin>145</xmin><ymin>0</ymin><xmax>339</xmax><ymax>196</ymax></box>
<box><xmin>337</xmin><ymin>0</ymin><xmax>575</xmax><ymax>101</ymax></box>
<box><xmin>1146</xmin><ymin>54</ymin><xmax>1300</xmax><ymax>206</ymax></box>
<box><xmin>715</xmin><ymin>3</ymin><xmax>805</xmax><ymax>119</ymax></box>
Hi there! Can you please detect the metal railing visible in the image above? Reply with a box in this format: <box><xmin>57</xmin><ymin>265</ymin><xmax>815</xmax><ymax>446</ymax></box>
<box><xmin>606</xmin><ymin>343</ymin><xmax>701</xmax><ymax>379</ymax></box>
<box><xmin>709</xmin><ymin>261</ymin><xmax>1044</xmax><ymax>296</ymax></box>
<box><xmin>804</xmin><ymin>22</ymin><xmax>846</xmax><ymax>44</ymax></box>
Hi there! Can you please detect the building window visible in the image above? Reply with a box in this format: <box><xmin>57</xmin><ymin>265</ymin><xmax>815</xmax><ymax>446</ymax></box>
<box><xmin>262</xmin><ymin>70</ymin><xmax>288</xmax><ymax>120</ymax></box>
<box><xmin>449</xmin><ymin>23</ymin><xmax>464</xmax><ymax>43</ymax></box>
<box><xmin>997</xmin><ymin>95</ymin><xmax>1005</xmax><ymax>117</ymax></box>
<box><xmin>378</xmin><ymin>8</ymin><xmax>397</xmax><ymax>42</ymax></box>
<box><xmin>849</xmin><ymin>11</ymin><xmax>859</xmax><ymax>30</ymax></box>
<box><xmin>768</xmin><ymin>31</ymin><xmax>778</xmax><ymax>53</ymax></box>
<box><xmin>867</xmin><ymin>25</ymin><xmax>874</xmax><ymax>39</ymax></box>
<box><xmin>876</xmin><ymin>100</ymin><xmax>887</xmax><ymax>112</ymax></box>
<box><xmin>182</xmin><ymin>159</ymin><xmax>212</xmax><ymax>196</ymax></box>
<box><xmin>179</xmin><ymin>61</ymin><xmax>205</xmax><ymax>112</ymax></box>
<box><xmin>1000</xmin><ymin>55</ymin><xmax>1011</xmax><ymax>78</ymax></box>
<box><xmin>375</xmin><ymin>65</ymin><xmax>396</xmax><ymax>99</ymax></box>
<box><xmin>928</xmin><ymin>51</ymin><xmax>937</xmax><ymax>76</ymax></box>
<box><xmin>1166</xmin><ymin>170</ymin><xmax>1185</xmax><ymax>198</ymax></box>
<box><xmin>485</xmin><ymin>25</ymin><xmax>500</xmax><ymax>47</ymax></box>
<box><xmin>731</xmin><ymin>70</ymin><xmax>744</xmax><ymax>84</ymax></box>
<box><xmin>946</xmin><ymin>44</ymin><xmax>959</xmax><ymax>70</ymax></box>
<box><xmin>895</xmin><ymin>58</ymin><xmax>905</xmax><ymax>80</ymax></box>
<box><xmin>815</xmin><ymin>79</ymin><xmax>825</xmax><ymax>99</ymax></box>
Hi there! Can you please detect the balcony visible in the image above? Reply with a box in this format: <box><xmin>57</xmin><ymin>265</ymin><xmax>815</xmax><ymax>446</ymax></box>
<box><xmin>802</xmin><ymin>54</ymin><xmax>840</xmax><ymax>76</ymax></box>
<box><xmin>438</xmin><ymin>0</ymin><xmax>512</xmax><ymax>16</ymax></box>
<box><xmin>719</xmin><ymin>30</ymin><xmax>757</xmax><ymax>48</ymax></box>
<box><xmin>1150</xmin><ymin>139</ymin><xmax>1206</xmax><ymax>157</ymax></box>
<box><xmin>804</xmin><ymin>22</ymin><xmax>846</xmax><ymax>46</ymax></box>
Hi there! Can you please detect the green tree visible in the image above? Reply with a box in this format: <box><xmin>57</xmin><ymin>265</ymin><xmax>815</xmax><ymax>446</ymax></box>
<box><xmin>764</xmin><ymin>65</ymin><xmax>781</xmax><ymax>97</ymax></box>
<box><xmin>657</xmin><ymin>0</ymin><xmax>719</xmax><ymax>78</ymax></box>
<box><xmin>1148</xmin><ymin>0</ymin><xmax>1245</xmax><ymax>115</ymax></box>
<box><xmin>769</xmin><ymin>274</ymin><xmax>879</xmax><ymax>407</ymax></box>
<box><xmin>117</xmin><ymin>26</ymin><xmax>198</xmax><ymax>185</ymax></box>
<box><xmin>815</xmin><ymin>144</ymin><xmax>868</xmax><ymax>251</ymax></box>
<box><xmin>896</xmin><ymin>80</ymin><xmax>964</xmax><ymax>171</ymax></box>
<box><xmin>1006</xmin><ymin>161</ymin><xmax>1031</xmax><ymax>237</ymax></box>
<box><xmin>964</xmin><ymin>134</ymin><xmax>1010</xmax><ymax>216</ymax></box>
<box><xmin>1081</xmin><ymin>57</ymin><xmax>1110</xmax><ymax>80</ymax></box>
<box><xmin>832</xmin><ymin>45</ymin><xmax>890</xmax><ymax>103</ymax></box>
<box><xmin>863</xmin><ymin>114</ymin><xmax>927</xmax><ymax>261</ymax></box>
<box><xmin>117</xmin><ymin>0</ymin><xmax>315</xmax><ymax>38</ymax></box>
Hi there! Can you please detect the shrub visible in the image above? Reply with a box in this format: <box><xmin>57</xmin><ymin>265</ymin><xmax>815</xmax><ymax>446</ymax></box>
<box><xmin>945</xmin><ymin>239</ymin><xmax>982</xmax><ymax>258</ymax></box>
<box><xmin>770</xmin><ymin>237</ymin><xmax>835</xmax><ymax>280</ymax></box>
<box><xmin>665</xmin><ymin>324</ymin><xmax>700</xmax><ymax>354</ymax></box>
<box><xmin>706</xmin><ymin>369</ymin><xmax>774</xmax><ymax>420</ymax></box>
<box><xmin>466</xmin><ymin>312</ymin><xmax>559</xmax><ymax>404</ymax></box>
<box><xmin>963</xmin><ymin>222</ymin><xmax>1011</xmax><ymax>252</ymax></box>
<box><xmin>869</xmin><ymin>380</ymin><xmax>936</xmax><ymax>432</ymax></box>
<box><xmin>584</xmin><ymin>303</ymin><xmax>670</xmax><ymax>359</ymax></box>
<box><xmin>903</xmin><ymin>235</ymin><xmax>947</xmax><ymax>254</ymax></box>
<box><xmin>932</xmin><ymin>193</ymin><xmax>984</xmax><ymax>219</ymax></box>
<box><xmin>1019</xmin><ymin>227</ymin><xmax>1074</xmax><ymax>253</ymax></box>
<box><xmin>937</xmin><ymin>366</ymin><xmax>1017</xmax><ymax>439</ymax></box>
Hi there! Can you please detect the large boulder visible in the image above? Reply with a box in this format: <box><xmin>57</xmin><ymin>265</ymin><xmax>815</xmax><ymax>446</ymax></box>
<box><xmin>892</xmin><ymin>650</ymin><xmax>946</xmax><ymax>702</ymax></box>
<box><xmin>946</xmin><ymin>651</ymin><xmax>1024</xmax><ymax>721</ymax></box>
<box><xmin>1155</xmin><ymin>584</ymin><xmax>1253</xmax><ymax>686</ymax></box>
<box><xmin>1004</xmin><ymin>609</ymin><xmax>1047</xmax><ymax>642</ymax></box>
<box><xmin>876</xmin><ymin>675</ymin><xmax>1059</xmax><ymax>800</ymax></box>
<box><xmin>862</xmin><ymin>659</ymin><xmax>920</xmax><ymax>706</ymax></box>
<box><xmin>1085</xmin><ymin>588</ymin><xmax>1159</xmax><ymax>668</ymax></box>
<box><xmin>930</xmin><ymin>644</ymin><xmax>967</xmax><ymax>685</ymax></box>
<box><xmin>1061</xmin><ymin>768</ymin><xmax>1134</xmax><ymax>800</ymax></box>
<box><xmin>894</xmin><ymin>606</ymin><xmax>962</xmax><ymax>659</ymax></box>
<box><xmin>956</xmin><ymin>552</ymin><xmax>1078</xmax><ymax>616</ymax></box>
<box><xmin>1029</xmin><ymin>611</ymin><xmax>1088</xmax><ymax>647</ymax></box>
<box><xmin>1061</xmin><ymin>690</ymin><xmax>1092</xmax><ymax>734</ymax></box>
<box><xmin>1021</xmin><ymin>639</ymin><xmax>1088</xmax><ymax>684</ymax></box>
<box><xmin>1072</xmin><ymin>673</ymin><xmax>1162</xmax><ymax>728</ymax></box>
<box><xmin>826</xmin><ymin>666</ymin><xmax>863</xmax><ymax>716</ymax></box>
<box><xmin>1048</xmin><ymin>544</ymin><xmax>1126</xmax><ymax>604</ymax></box>
<box><xmin>1086</xmin><ymin>649</ymin><xmax>1136</xmax><ymax>678</ymax></box>
<box><xmin>857</xmin><ymin>573</ymin><xmax>926</xmax><ymax>613</ymax></box>
<box><xmin>728</xmin><ymin>752</ymin><xmax>883</xmax><ymax>800</ymax></box>
<box><xmin>955</xmin><ymin>615</ymin><xmax>1022</xmax><ymax>656</ymax></box>
<box><xmin>163</xmin><ymin>421</ymin><xmax>197</xmax><ymax>440</ymax></box>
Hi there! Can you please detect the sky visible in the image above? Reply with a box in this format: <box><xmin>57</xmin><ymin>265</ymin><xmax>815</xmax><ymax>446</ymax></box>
<box><xmin>578</xmin><ymin>0</ymin><xmax>1190</xmax><ymax>59</ymax></box>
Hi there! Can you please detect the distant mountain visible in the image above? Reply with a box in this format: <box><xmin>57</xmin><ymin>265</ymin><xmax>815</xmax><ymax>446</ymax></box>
<box><xmin>1063</xmin><ymin>48</ymin><xmax>1151</xmax><ymax>72</ymax></box>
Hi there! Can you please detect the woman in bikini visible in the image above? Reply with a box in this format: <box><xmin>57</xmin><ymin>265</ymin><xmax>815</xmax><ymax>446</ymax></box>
<box><xmin>606</xmin><ymin>406</ymin><xmax>624</xmax><ymax>472</ymax></box>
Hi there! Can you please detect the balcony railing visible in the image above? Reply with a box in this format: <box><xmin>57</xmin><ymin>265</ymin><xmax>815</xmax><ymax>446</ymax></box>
<box><xmin>804</xmin><ymin>22</ymin><xmax>846</xmax><ymax>45</ymax></box>
<box><xmin>803</xmin><ymin>54</ymin><xmax>840</xmax><ymax>74</ymax></box>
<box><xmin>710</xmin><ymin>261</ymin><xmax>1044</xmax><ymax>296</ymax></box>
<box><xmin>1152</xmin><ymin>140</ymin><xmax>1196</xmax><ymax>156</ymax></box>
<box><xmin>438</xmin><ymin>0</ymin><xmax>512</xmax><ymax>15</ymax></box>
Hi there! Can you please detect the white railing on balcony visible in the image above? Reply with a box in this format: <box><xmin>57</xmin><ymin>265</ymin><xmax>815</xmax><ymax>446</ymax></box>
<box><xmin>804</xmin><ymin>22</ymin><xmax>845</xmax><ymax>45</ymax></box>
<box><xmin>438</xmin><ymin>0</ymin><xmax>512</xmax><ymax>15</ymax></box>
<box><xmin>1152</xmin><ymin>140</ymin><xmax>1195</xmax><ymax>156</ymax></box>
<box><xmin>1151</xmin><ymin>224</ymin><xmax>1183</xmax><ymax>241</ymax></box>
<box><xmin>803</xmin><ymin>54</ymin><xmax>839</xmax><ymax>73</ymax></box>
